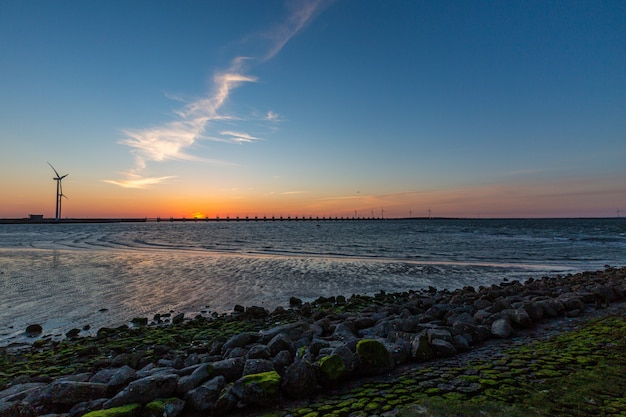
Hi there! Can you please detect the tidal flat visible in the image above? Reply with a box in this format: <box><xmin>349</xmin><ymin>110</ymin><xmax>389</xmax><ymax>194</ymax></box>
<box><xmin>1</xmin><ymin>267</ymin><xmax>625</xmax><ymax>416</ymax></box>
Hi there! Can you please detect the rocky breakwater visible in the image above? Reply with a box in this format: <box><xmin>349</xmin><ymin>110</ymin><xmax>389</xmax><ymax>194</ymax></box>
<box><xmin>1</xmin><ymin>267</ymin><xmax>625</xmax><ymax>417</ymax></box>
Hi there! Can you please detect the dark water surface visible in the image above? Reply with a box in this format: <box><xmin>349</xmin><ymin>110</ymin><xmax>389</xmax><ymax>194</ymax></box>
<box><xmin>1</xmin><ymin>218</ymin><xmax>624</xmax><ymax>345</ymax></box>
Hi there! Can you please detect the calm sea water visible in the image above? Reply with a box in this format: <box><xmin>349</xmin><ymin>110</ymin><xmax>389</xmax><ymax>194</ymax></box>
<box><xmin>1</xmin><ymin>218</ymin><xmax>625</xmax><ymax>345</ymax></box>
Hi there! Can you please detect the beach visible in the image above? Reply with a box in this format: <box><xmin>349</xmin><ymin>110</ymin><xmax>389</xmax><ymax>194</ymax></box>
<box><xmin>1</xmin><ymin>266</ymin><xmax>625</xmax><ymax>416</ymax></box>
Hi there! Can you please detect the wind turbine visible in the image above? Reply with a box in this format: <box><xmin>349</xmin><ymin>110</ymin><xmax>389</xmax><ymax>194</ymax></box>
<box><xmin>47</xmin><ymin>162</ymin><xmax>68</xmax><ymax>221</ymax></box>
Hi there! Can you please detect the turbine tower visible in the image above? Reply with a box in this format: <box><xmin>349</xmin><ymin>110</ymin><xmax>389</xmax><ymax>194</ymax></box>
<box><xmin>47</xmin><ymin>162</ymin><xmax>68</xmax><ymax>221</ymax></box>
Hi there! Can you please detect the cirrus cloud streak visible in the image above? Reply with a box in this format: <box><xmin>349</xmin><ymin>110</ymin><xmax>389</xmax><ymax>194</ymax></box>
<box><xmin>106</xmin><ymin>0</ymin><xmax>331</xmax><ymax>188</ymax></box>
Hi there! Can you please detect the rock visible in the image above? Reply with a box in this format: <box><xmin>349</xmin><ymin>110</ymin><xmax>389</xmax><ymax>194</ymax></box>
<box><xmin>130</xmin><ymin>317</ymin><xmax>148</xmax><ymax>326</ymax></box>
<box><xmin>246</xmin><ymin>344</ymin><xmax>271</xmax><ymax>360</ymax></box>
<box><xmin>260</xmin><ymin>321</ymin><xmax>317</xmax><ymax>344</ymax></box>
<box><xmin>0</xmin><ymin>382</ymin><xmax>47</xmax><ymax>404</ymax></box>
<box><xmin>430</xmin><ymin>339</ymin><xmax>457</xmax><ymax>358</ymax></box>
<box><xmin>453</xmin><ymin>334</ymin><xmax>471</xmax><ymax>352</ymax></box>
<box><xmin>25</xmin><ymin>380</ymin><xmax>108</xmax><ymax>410</ymax></box>
<box><xmin>144</xmin><ymin>397</ymin><xmax>185</xmax><ymax>417</ymax></box>
<box><xmin>230</xmin><ymin>371</ymin><xmax>281</xmax><ymax>407</ymax></box>
<box><xmin>68</xmin><ymin>398</ymin><xmax>108</xmax><ymax>416</ymax></box>
<box><xmin>222</xmin><ymin>332</ymin><xmax>260</xmax><ymax>352</ymax></box>
<box><xmin>90</xmin><ymin>365</ymin><xmax>136</xmax><ymax>394</ymax></box>
<box><xmin>355</xmin><ymin>339</ymin><xmax>393</xmax><ymax>375</ymax></box>
<box><xmin>66</xmin><ymin>328</ymin><xmax>81</xmax><ymax>338</ymax></box>
<box><xmin>25</xmin><ymin>324</ymin><xmax>42</xmax><ymax>334</ymax></box>
<box><xmin>103</xmin><ymin>373</ymin><xmax>178</xmax><ymax>409</ymax></box>
<box><xmin>352</xmin><ymin>316</ymin><xmax>376</xmax><ymax>330</ymax></box>
<box><xmin>491</xmin><ymin>318</ymin><xmax>514</xmax><ymax>339</ymax></box>
<box><xmin>267</xmin><ymin>333</ymin><xmax>294</xmax><ymax>356</ymax></box>
<box><xmin>271</xmin><ymin>350</ymin><xmax>293</xmax><ymax>375</ymax></box>
<box><xmin>331</xmin><ymin>345</ymin><xmax>357</xmax><ymax>373</ymax></box>
<box><xmin>318</xmin><ymin>354</ymin><xmax>347</xmax><ymax>383</ymax></box>
<box><xmin>281</xmin><ymin>361</ymin><xmax>318</xmax><ymax>399</ymax></box>
<box><xmin>332</xmin><ymin>323</ymin><xmax>358</xmax><ymax>341</ymax></box>
<box><xmin>427</xmin><ymin>328</ymin><xmax>454</xmax><ymax>344</ymax></box>
<box><xmin>211</xmin><ymin>358</ymin><xmax>244</xmax><ymax>382</ymax></box>
<box><xmin>233</xmin><ymin>304</ymin><xmax>245</xmax><ymax>313</ymax></box>
<box><xmin>172</xmin><ymin>313</ymin><xmax>184</xmax><ymax>324</ymax></box>
<box><xmin>226</xmin><ymin>346</ymin><xmax>248</xmax><ymax>359</ymax></box>
<box><xmin>510</xmin><ymin>308</ymin><xmax>533</xmax><ymax>328</ymax></box>
<box><xmin>111</xmin><ymin>353</ymin><xmax>141</xmax><ymax>369</ymax></box>
<box><xmin>185</xmin><ymin>376</ymin><xmax>225</xmax><ymax>412</ymax></box>
<box><xmin>410</xmin><ymin>334</ymin><xmax>435</xmax><ymax>362</ymax></box>
<box><xmin>245</xmin><ymin>305</ymin><xmax>269</xmax><ymax>318</ymax></box>
<box><xmin>558</xmin><ymin>295</ymin><xmax>585</xmax><ymax>312</ymax></box>
<box><xmin>289</xmin><ymin>297</ymin><xmax>303</xmax><ymax>306</ymax></box>
<box><xmin>176</xmin><ymin>363</ymin><xmax>214</xmax><ymax>395</ymax></box>
<box><xmin>524</xmin><ymin>302</ymin><xmax>544</xmax><ymax>321</ymax></box>
<box><xmin>384</xmin><ymin>340</ymin><xmax>410</xmax><ymax>366</ymax></box>
<box><xmin>243</xmin><ymin>359</ymin><xmax>275</xmax><ymax>376</ymax></box>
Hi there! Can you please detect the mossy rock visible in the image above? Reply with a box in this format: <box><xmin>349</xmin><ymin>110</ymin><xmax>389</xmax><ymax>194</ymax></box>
<box><xmin>319</xmin><ymin>354</ymin><xmax>347</xmax><ymax>382</ymax></box>
<box><xmin>356</xmin><ymin>339</ymin><xmax>393</xmax><ymax>375</ymax></box>
<box><xmin>237</xmin><ymin>370</ymin><xmax>282</xmax><ymax>406</ymax></box>
<box><xmin>144</xmin><ymin>397</ymin><xmax>184</xmax><ymax>417</ymax></box>
<box><xmin>82</xmin><ymin>404</ymin><xmax>142</xmax><ymax>417</ymax></box>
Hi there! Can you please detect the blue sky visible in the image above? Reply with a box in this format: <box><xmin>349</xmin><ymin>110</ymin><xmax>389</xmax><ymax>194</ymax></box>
<box><xmin>1</xmin><ymin>0</ymin><xmax>624</xmax><ymax>218</ymax></box>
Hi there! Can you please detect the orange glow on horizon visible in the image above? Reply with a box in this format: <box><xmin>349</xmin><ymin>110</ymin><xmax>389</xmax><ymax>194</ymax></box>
<box><xmin>1</xmin><ymin>175</ymin><xmax>624</xmax><ymax>220</ymax></box>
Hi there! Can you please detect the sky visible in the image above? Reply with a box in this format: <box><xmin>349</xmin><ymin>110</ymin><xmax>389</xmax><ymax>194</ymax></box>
<box><xmin>1</xmin><ymin>0</ymin><xmax>625</xmax><ymax>219</ymax></box>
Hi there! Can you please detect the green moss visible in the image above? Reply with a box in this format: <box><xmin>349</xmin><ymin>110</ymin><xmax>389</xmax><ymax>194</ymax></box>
<box><xmin>82</xmin><ymin>404</ymin><xmax>142</xmax><ymax>417</ymax></box>
<box><xmin>319</xmin><ymin>354</ymin><xmax>347</xmax><ymax>381</ymax></box>
<box><xmin>144</xmin><ymin>398</ymin><xmax>181</xmax><ymax>417</ymax></box>
<box><xmin>356</xmin><ymin>339</ymin><xmax>392</xmax><ymax>372</ymax></box>
<box><xmin>241</xmin><ymin>370</ymin><xmax>281</xmax><ymax>396</ymax></box>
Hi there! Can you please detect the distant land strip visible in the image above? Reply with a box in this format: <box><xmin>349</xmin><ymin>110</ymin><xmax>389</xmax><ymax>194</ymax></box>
<box><xmin>0</xmin><ymin>216</ymin><xmax>448</xmax><ymax>224</ymax></box>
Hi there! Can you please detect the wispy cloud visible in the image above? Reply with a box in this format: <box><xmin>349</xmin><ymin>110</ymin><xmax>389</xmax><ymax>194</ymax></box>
<box><xmin>103</xmin><ymin>175</ymin><xmax>175</xmax><ymax>189</ymax></box>
<box><xmin>261</xmin><ymin>0</ymin><xmax>333</xmax><ymax>62</ymax></box>
<box><xmin>220</xmin><ymin>131</ymin><xmax>262</xmax><ymax>143</ymax></box>
<box><xmin>106</xmin><ymin>1</ymin><xmax>331</xmax><ymax>188</ymax></box>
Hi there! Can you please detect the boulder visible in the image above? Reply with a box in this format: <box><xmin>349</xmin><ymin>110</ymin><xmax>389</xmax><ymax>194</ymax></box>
<box><xmin>245</xmin><ymin>344</ymin><xmax>271</xmax><ymax>360</ymax></box>
<box><xmin>524</xmin><ymin>302</ymin><xmax>544</xmax><ymax>321</ymax></box>
<box><xmin>231</xmin><ymin>371</ymin><xmax>281</xmax><ymax>407</ymax></box>
<box><xmin>355</xmin><ymin>339</ymin><xmax>393</xmax><ymax>375</ymax></box>
<box><xmin>185</xmin><ymin>376</ymin><xmax>225</xmax><ymax>412</ymax></box>
<box><xmin>176</xmin><ymin>363</ymin><xmax>214</xmax><ymax>395</ymax></box>
<box><xmin>491</xmin><ymin>318</ymin><xmax>514</xmax><ymax>339</ymax></box>
<box><xmin>103</xmin><ymin>374</ymin><xmax>178</xmax><ymax>409</ymax></box>
<box><xmin>172</xmin><ymin>313</ymin><xmax>184</xmax><ymax>324</ymax></box>
<box><xmin>410</xmin><ymin>334</ymin><xmax>435</xmax><ymax>362</ymax></box>
<box><xmin>318</xmin><ymin>354</ymin><xmax>347</xmax><ymax>383</ymax></box>
<box><xmin>281</xmin><ymin>361</ymin><xmax>318</xmax><ymax>399</ymax></box>
<box><xmin>207</xmin><ymin>357</ymin><xmax>243</xmax><ymax>383</ymax></box>
<box><xmin>25</xmin><ymin>380</ymin><xmax>108</xmax><ymax>408</ymax></box>
<box><xmin>243</xmin><ymin>359</ymin><xmax>275</xmax><ymax>376</ymax></box>
<box><xmin>430</xmin><ymin>339</ymin><xmax>457</xmax><ymax>358</ymax></box>
<box><xmin>144</xmin><ymin>397</ymin><xmax>185</xmax><ymax>417</ymax></box>
<box><xmin>271</xmin><ymin>350</ymin><xmax>293</xmax><ymax>375</ymax></box>
<box><xmin>427</xmin><ymin>328</ymin><xmax>453</xmax><ymax>344</ymax></box>
<box><xmin>332</xmin><ymin>323</ymin><xmax>358</xmax><ymax>341</ymax></box>
<box><xmin>25</xmin><ymin>324</ymin><xmax>43</xmax><ymax>334</ymax></box>
<box><xmin>267</xmin><ymin>333</ymin><xmax>294</xmax><ymax>356</ymax></box>
<box><xmin>222</xmin><ymin>332</ymin><xmax>260</xmax><ymax>352</ymax></box>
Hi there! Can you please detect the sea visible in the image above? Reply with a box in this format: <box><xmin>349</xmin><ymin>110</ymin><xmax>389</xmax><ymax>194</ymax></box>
<box><xmin>1</xmin><ymin>218</ymin><xmax>625</xmax><ymax>346</ymax></box>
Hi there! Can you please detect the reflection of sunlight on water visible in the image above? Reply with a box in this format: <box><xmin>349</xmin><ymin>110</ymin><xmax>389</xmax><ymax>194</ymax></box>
<box><xmin>0</xmin><ymin>246</ymin><xmax>589</xmax><ymax>346</ymax></box>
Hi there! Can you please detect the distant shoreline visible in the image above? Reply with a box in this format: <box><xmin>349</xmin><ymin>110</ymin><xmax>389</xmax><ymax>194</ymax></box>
<box><xmin>0</xmin><ymin>216</ymin><xmax>622</xmax><ymax>225</ymax></box>
<box><xmin>0</xmin><ymin>216</ymin><xmax>442</xmax><ymax>224</ymax></box>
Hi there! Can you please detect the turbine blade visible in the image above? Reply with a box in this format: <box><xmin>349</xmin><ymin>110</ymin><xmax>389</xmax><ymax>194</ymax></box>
<box><xmin>47</xmin><ymin>162</ymin><xmax>61</xmax><ymax>178</ymax></box>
